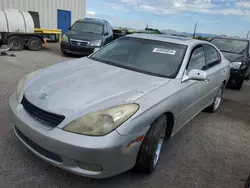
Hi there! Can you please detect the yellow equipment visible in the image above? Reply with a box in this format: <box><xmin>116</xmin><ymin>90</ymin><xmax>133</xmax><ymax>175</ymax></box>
<box><xmin>34</xmin><ymin>28</ymin><xmax>62</xmax><ymax>45</ymax></box>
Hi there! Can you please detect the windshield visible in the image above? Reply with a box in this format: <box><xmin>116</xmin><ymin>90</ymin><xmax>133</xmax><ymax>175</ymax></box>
<box><xmin>89</xmin><ymin>37</ymin><xmax>187</xmax><ymax>78</ymax></box>
<box><xmin>210</xmin><ymin>38</ymin><xmax>248</xmax><ymax>54</ymax></box>
<box><xmin>71</xmin><ymin>21</ymin><xmax>103</xmax><ymax>34</ymax></box>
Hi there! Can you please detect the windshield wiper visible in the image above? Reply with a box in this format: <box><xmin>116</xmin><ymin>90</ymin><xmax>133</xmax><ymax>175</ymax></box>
<box><xmin>220</xmin><ymin>49</ymin><xmax>235</xmax><ymax>53</ymax></box>
<box><xmin>84</xmin><ymin>31</ymin><xmax>100</xmax><ymax>34</ymax></box>
<box><xmin>220</xmin><ymin>49</ymin><xmax>244</xmax><ymax>55</ymax></box>
<box><xmin>238</xmin><ymin>49</ymin><xmax>247</xmax><ymax>54</ymax></box>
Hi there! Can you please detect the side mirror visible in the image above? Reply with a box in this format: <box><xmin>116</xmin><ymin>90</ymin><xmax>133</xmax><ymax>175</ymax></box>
<box><xmin>94</xmin><ymin>48</ymin><xmax>100</xmax><ymax>53</ymax></box>
<box><xmin>68</xmin><ymin>26</ymin><xmax>71</xmax><ymax>30</ymax></box>
<box><xmin>182</xmin><ymin>69</ymin><xmax>207</xmax><ymax>82</ymax></box>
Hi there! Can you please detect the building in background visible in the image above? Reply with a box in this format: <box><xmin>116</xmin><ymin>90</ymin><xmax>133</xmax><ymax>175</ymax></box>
<box><xmin>0</xmin><ymin>0</ymin><xmax>86</xmax><ymax>34</ymax></box>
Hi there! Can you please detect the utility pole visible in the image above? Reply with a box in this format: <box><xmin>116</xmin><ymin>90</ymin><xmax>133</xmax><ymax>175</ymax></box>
<box><xmin>247</xmin><ymin>30</ymin><xmax>250</xmax><ymax>39</ymax></box>
<box><xmin>193</xmin><ymin>22</ymin><xmax>197</xmax><ymax>39</ymax></box>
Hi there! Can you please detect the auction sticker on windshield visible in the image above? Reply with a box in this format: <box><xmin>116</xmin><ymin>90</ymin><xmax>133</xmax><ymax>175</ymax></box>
<box><xmin>153</xmin><ymin>48</ymin><xmax>176</xmax><ymax>55</ymax></box>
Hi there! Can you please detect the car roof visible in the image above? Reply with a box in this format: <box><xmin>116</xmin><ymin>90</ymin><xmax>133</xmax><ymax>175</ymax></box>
<box><xmin>126</xmin><ymin>33</ymin><xmax>202</xmax><ymax>46</ymax></box>
<box><xmin>77</xmin><ymin>18</ymin><xmax>106</xmax><ymax>25</ymax></box>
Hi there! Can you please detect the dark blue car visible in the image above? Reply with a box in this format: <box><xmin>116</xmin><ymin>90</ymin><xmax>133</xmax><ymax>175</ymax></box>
<box><xmin>61</xmin><ymin>18</ymin><xmax>114</xmax><ymax>56</ymax></box>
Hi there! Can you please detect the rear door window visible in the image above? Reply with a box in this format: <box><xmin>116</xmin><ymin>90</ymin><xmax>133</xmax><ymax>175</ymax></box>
<box><xmin>104</xmin><ymin>24</ymin><xmax>108</xmax><ymax>34</ymax></box>
<box><xmin>108</xmin><ymin>24</ymin><xmax>113</xmax><ymax>35</ymax></box>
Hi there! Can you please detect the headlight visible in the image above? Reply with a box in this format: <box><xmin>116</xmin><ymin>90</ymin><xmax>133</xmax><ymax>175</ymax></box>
<box><xmin>62</xmin><ymin>34</ymin><xmax>69</xmax><ymax>42</ymax></box>
<box><xmin>63</xmin><ymin>104</ymin><xmax>139</xmax><ymax>136</ymax></box>
<box><xmin>229</xmin><ymin>62</ymin><xmax>242</xmax><ymax>69</ymax></box>
<box><xmin>16</xmin><ymin>71</ymin><xmax>38</xmax><ymax>103</ymax></box>
<box><xmin>90</xmin><ymin>40</ymin><xmax>102</xmax><ymax>47</ymax></box>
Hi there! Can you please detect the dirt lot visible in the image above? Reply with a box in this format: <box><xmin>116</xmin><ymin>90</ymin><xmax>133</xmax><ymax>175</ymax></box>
<box><xmin>0</xmin><ymin>44</ymin><xmax>249</xmax><ymax>188</ymax></box>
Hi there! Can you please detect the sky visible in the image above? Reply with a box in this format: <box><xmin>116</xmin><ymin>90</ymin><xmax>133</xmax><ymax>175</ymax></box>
<box><xmin>86</xmin><ymin>0</ymin><xmax>250</xmax><ymax>37</ymax></box>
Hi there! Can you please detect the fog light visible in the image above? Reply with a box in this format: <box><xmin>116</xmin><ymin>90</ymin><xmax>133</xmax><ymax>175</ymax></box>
<box><xmin>76</xmin><ymin>161</ymin><xmax>103</xmax><ymax>172</ymax></box>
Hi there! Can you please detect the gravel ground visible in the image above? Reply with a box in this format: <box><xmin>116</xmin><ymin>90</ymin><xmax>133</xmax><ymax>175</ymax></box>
<box><xmin>0</xmin><ymin>44</ymin><xmax>249</xmax><ymax>188</ymax></box>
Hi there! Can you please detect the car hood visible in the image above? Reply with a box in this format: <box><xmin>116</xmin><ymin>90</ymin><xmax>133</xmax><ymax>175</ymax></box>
<box><xmin>222</xmin><ymin>52</ymin><xmax>246</xmax><ymax>62</ymax></box>
<box><xmin>65</xmin><ymin>30</ymin><xmax>103</xmax><ymax>41</ymax></box>
<box><xmin>24</xmin><ymin>58</ymin><xmax>170</xmax><ymax>118</ymax></box>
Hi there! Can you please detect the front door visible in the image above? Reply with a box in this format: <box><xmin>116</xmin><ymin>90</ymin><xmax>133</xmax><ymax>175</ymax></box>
<box><xmin>174</xmin><ymin>45</ymin><xmax>208</xmax><ymax>132</ymax></box>
<box><xmin>57</xmin><ymin>9</ymin><xmax>71</xmax><ymax>34</ymax></box>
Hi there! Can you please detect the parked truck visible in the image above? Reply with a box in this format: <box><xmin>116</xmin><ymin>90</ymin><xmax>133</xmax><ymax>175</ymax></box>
<box><xmin>0</xmin><ymin>9</ymin><xmax>61</xmax><ymax>51</ymax></box>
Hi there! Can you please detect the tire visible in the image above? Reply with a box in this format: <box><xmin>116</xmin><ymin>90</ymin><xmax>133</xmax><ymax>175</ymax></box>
<box><xmin>61</xmin><ymin>51</ymin><xmax>70</xmax><ymax>57</ymax></box>
<box><xmin>135</xmin><ymin>114</ymin><xmax>167</xmax><ymax>173</ymax></box>
<box><xmin>27</xmin><ymin>37</ymin><xmax>43</xmax><ymax>51</ymax></box>
<box><xmin>245</xmin><ymin>174</ymin><xmax>250</xmax><ymax>188</ymax></box>
<box><xmin>235</xmin><ymin>79</ymin><xmax>244</xmax><ymax>90</ymax></box>
<box><xmin>245</xmin><ymin>73</ymin><xmax>250</xmax><ymax>80</ymax></box>
<box><xmin>206</xmin><ymin>84</ymin><xmax>224</xmax><ymax>113</ymax></box>
<box><xmin>7</xmin><ymin>36</ymin><xmax>24</xmax><ymax>51</ymax></box>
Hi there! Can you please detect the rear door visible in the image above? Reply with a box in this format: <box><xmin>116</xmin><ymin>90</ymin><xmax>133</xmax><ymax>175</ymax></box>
<box><xmin>202</xmin><ymin>44</ymin><xmax>224</xmax><ymax>106</ymax></box>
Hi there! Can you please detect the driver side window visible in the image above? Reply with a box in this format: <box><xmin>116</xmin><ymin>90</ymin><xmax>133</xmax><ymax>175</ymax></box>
<box><xmin>187</xmin><ymin>47</ymin><xmax>206</xmax><ymax>72</ymax></box>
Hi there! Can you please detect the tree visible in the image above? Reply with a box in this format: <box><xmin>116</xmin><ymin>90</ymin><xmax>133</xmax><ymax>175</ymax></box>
<box><xmin>145</xmin><ymin>27</ymin><xmax>161</xmax><ymax>34</ymax></box>
<box><xmin>196</xmin><ymin>36</ymin><xmax>209</xmax><ymax>41</ymax></box>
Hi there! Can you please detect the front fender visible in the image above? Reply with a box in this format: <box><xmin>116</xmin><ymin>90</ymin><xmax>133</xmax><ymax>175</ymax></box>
<box><xmin>116</xmin><ymin>80</ymin><xmax>180</xmax><ymax>136</ymax></box>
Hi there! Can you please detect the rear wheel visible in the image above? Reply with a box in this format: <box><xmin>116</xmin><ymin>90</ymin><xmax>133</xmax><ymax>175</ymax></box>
<box><xmin>27</xmin><ymin>37</ymin><xmax>43</xmax><ymax>51</ymax></box>
<box><xmin>135</xmin><ymin>115</ymin><xmax>167</xmax><ymax>173</ymax></box>
<box><xmin>206</xmin><ymin>84</ymin><xmax>224</xmax><ymax>113</ymax></box>
<box><xmin>245</xmin><ymin>174</ymin><xmax>250</xmax><ymax>188</ymax></box>
<box><xmin>7</xmin><ymin>36</ymin><xmax>24</xmax><ymax>51</ymax></box>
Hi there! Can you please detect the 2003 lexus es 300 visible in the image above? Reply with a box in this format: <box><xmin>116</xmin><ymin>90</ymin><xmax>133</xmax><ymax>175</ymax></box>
<box><xmin>9</xmin><ymin>34</ymin><xmax>230</xmax><ymax>178</ymax></box>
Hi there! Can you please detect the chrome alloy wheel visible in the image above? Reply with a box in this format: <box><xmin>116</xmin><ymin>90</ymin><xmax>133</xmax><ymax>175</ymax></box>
<box><xmin>153</xmin><ymin>122</ymin><xmax>166</xmax><ymax>168</ymax></box>
<box><xmin>213</xmin><ymin>88</ymin><xmax>222</xmax><ymax>111</ymax></box>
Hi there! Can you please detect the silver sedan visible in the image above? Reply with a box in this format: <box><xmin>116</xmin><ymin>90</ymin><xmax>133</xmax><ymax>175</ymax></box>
<box><xmin>9</xmin><ymin>34</ymin><xmax>230</xmax><ymax>178</ymax></box>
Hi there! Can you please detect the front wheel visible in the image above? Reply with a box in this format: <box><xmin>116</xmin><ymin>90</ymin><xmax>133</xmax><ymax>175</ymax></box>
<box><xmin>135</xmin><ymin>115</ymin><xmax>167</xmax><ymax>173</ymax></box>
<box><xmin>245</xmin><ymin>73</ymin><xmax>250</xmax><ymax>80</ymax></box>
<box><xmin>61</xmin><ymin>51</ymin><xmax>70</xmax><ymax>57</ymax></box>
<box><xmin>235</xmin><ymin>79</ymin><xmax>244</xmax><ymax>90</ymax></box>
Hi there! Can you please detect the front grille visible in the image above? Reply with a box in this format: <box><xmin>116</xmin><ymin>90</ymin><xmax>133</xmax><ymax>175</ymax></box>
<box><xmin>21</xmin><ymin>96</ymin><xmax>65</xmax><ymax>127</ymax></box>
<box><xmin>70</xmin><ymin>39</ymin><xmax>89</xmax><ymax>47</ymax></box>
<box><xmin>15</xmin><ymin>126</ymin><xmax>63</xmax><ymax>163</ymax></box>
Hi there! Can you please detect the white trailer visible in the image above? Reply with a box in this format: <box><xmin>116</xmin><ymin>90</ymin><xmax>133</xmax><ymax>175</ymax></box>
<box><xmin>0</xmin><ymin>9</ymin><xmax>45</xmax><ymax>51</ymax></box>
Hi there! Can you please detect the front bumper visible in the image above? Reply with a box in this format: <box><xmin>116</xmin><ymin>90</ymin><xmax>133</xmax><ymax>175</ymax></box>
<box><xmin>9</xmin><ymin>93</ymin><xmax>141</xmax><ymax>178</ymax></box>
<box><xmin>61</xmin><ymin>41</ymin><xmax>95</xmax><ymax>56</ymax></box>
<box><xmin>228</xmin><ymin>69</ymin><xmax>247</xmax><ymax>85</ymax></box>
